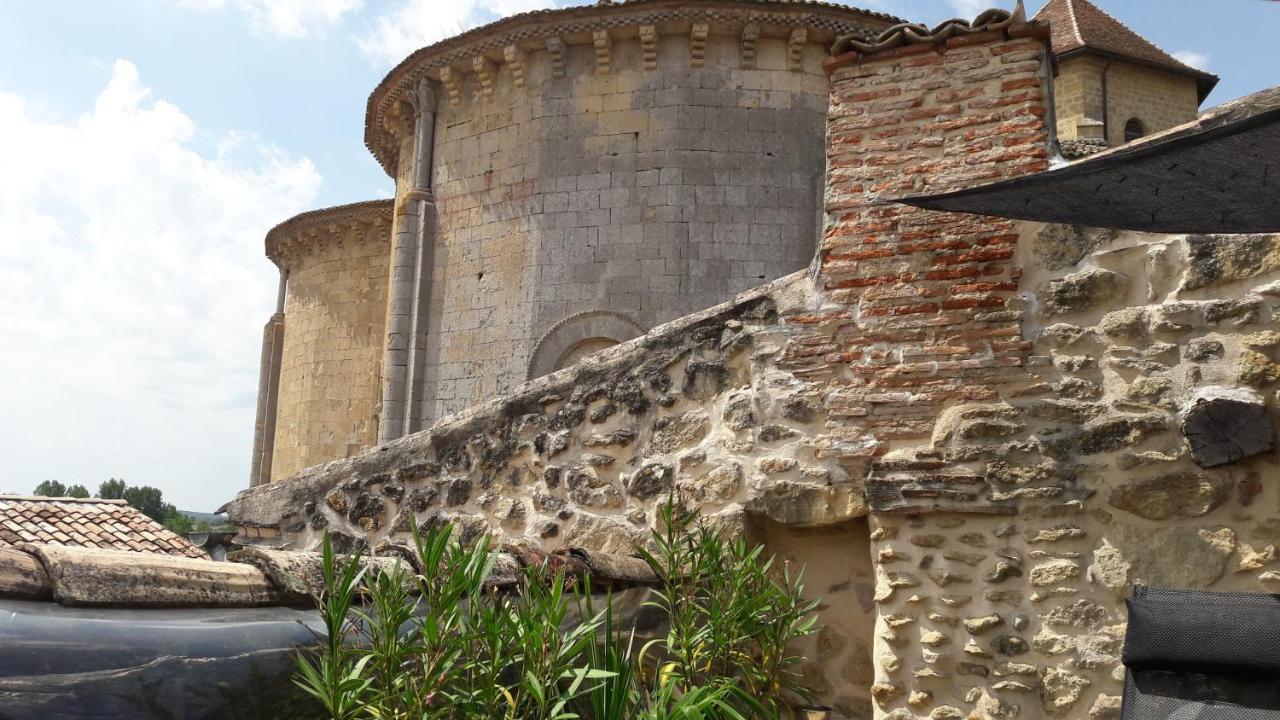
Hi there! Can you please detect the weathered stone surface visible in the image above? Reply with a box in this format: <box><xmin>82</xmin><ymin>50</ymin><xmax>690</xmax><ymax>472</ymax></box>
<box><xmin>1091</xmin><ymin>525</ymin><xmax>1236</xmax><ymax>589</ymax></box>
<box><xmin>1041</xmin><ymin>667</ymin><xmax>1090</xmax><ymax>715</ymax></box>
<box><xmin>563</xmin><ymin>515</ymin><xmax>643</xmax><ymax>556</ymax></box>
<box><xmin>1183</xmin><ymin>337</ymin><xmax>1224</xmax><ymax>361</ymax></box>
<box><xmin>1033</xmin><ymin>224</ymin><xmax>1113</xmax><ymax>270</ymax></box>
<box><xmin>1098</xmin><ymin>307</ymin><xmax>1148</xmax><ymax>340</ymax></box>
<box><xmin>1040</xmin><ymin>267</ymin><xmax>1127</xmax><ymax>316</ymax></box>
<box><xmin>1183</xmin><ymin>234</ymin><xmax>1280</xmax><ymax>290</ymax></box>
<box><xmin>625</xmin><ymin>462</ymin><xmax>673</xmax><ymax>499</ymax></box>
<box><xmin>1045</xmin><ymin>599</ymin><xmax>1109</xmax><ymax>629</ymax></box>
<box><xmin>1237</xmin><ymin>350</ymin><xmax>1280</xmax><ymax>386</ymax></box>
<box><xmin>1179</xmin><ymin>386</ymin><xmax>1275</xmax><ymax>467</ymax></box>
<box><xmin>722</xmin><ymin>395</ymin><xmax>755</xmax><ymax>431</ymax></box>
<box><xmin>745</xmin><ymin>481</ymin><xmax>865</xmax><ymax>526</ymax></box>
<box><xmin>1077</xmin><ymin>413</ymin><xmax>1167</xmax><ymax>454</ymax></box>
<box><xmin>683</xmin><ymin>462</ymin><xmax>742</xmax><ymax>504</ymax></box>
<box><xmin>649</xmin><ymin>412</ymin><xmax>710</xmax><ymax>454</ymax></box>
<box><xmin>1089</xmin><ymin>694</ymin><xmax>1122</xmax><ymax>720</ymax></box>
<box><xmin>990</xmin><ymin>634</ymin><xmax>1029</xmax><ymax>656</ymax></box>
<box><xmin>1030</xmin><ymin>559</ymin><xmax>1081</xmax><ymax>586</ymax></box>
<box><xmin>1107</xmin><ymin>471</ymin><xmax>1233</xmax><ymax>520</ymax></box>
<box><xmin>963</xmin><ymin>614</ymin><xmax>1004</xmax><ymax>634</ymax></box>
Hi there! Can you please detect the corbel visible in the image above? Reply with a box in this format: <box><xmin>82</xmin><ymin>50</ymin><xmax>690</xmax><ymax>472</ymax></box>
<box><xmin>592</xmin><ymin>30</ymin><xmax>611</xmax><ymax>75</ymax></box>
<box><xmin>546</xmin><ymin>36</ymin><xmax>566</xmax><ymax>79</ymax></box>
<box><xmin>639</xmin><ymin>25</ymin><xmax>658</xmax><ymax>70</ymax></box>
<box><xmin>504</xmin><ymin>44</ymin><xmax>526</xmax><ymax>88</ymax></box>
<box><xmin>690</xmin><ymin>22</ymin><xmax>709</xmax><ymax>68</ymax></box>
<box><xmin>788</xmin><ymin>27</ymin><xmax>808</xmax><ymax>71</ymax></box>
<box><xmin>741</xmin><ymin>23</ymin><xmax>759</xmax><ymax>69</ymax></box>
<box><xmin>438</xmin><ymin>66</ymin><xmax>462</xmax><ymax>106</ymax></box>
<box><xmin>472</xmin><ymin>55</ymin><xmax>496</xmax><ymax>97</ymax></box>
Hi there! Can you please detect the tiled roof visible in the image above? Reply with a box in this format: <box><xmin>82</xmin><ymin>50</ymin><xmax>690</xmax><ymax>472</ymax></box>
<box><xmin>0</xmin><ymin>496</ymin><xmax>207</xmax><ymax>558</ymax></box>
<box><xmin>1034</xmin><ymin>0</ymin><xmax>1217</xmax><ymax>100</ymax></box>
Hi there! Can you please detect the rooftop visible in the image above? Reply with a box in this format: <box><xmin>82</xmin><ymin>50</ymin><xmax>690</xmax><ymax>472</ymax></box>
<box><xmin>1033</xmin><ymin>0</ymin><xmax>1218</xmax><ymax>101</ymax></box>
<box><xmin>0</xmin><ymin>495</ymin><xmax>207</xmax><ymax>558</ymax></box>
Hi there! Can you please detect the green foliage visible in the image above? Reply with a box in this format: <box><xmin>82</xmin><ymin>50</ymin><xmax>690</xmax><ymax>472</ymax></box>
<box><xmin>295</xmin><ymin>498</ymin><xmax>821</xmax><ymax>720</ymax></box>
<box><xmin>164</xmin><ymin>512</ymin><xmax>195</xmax><ymax>535</ymax></box>
<box><xmin>637</xmin><ymin>500</ymin><xmax>819</xmax><ymax>716</ymax></box>
<box><xmin>66</xmin><ymin>484</ymin><xmax>90</xmax><ymax>498</ymax></box>
<box><xmin>33</xmin><ymin>480</ymin><xmax>67</xmax><ymax>497</ymax></box>
<box><xmin>98</xmin><ymin>478</ymin><xmax>127</xmax><ymax>500</ymax></box>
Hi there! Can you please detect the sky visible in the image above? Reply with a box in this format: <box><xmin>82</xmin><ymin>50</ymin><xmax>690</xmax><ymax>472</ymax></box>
<box><xmin>0</xmin><ymin>0</ymin><xmax>1276</xmax><ymax>512</ymax></box>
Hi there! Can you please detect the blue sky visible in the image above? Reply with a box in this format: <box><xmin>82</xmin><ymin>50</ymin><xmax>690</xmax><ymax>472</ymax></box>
<box><xmin>0</xmin><ymin>0</ymin><xmax>1276</xmax><ymax>511</ymax></box>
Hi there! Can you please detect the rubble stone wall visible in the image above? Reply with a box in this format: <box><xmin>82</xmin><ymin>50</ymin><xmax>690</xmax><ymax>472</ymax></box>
<box><xmin>227</xmin><ymin>18</ymin><xmax>1280</xmax><ymax>720</ymax></box>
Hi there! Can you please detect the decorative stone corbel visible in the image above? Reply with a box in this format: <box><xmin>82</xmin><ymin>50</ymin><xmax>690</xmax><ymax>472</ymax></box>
<box><xmin>504</xmin><ymin>44</ymin><xmax>526</xmax><ymax>88</ymax></box>
<box><xmin>380</xmin><ymin>100</ymin><xmax>413</xmax><ymax>140</ymax></box>
<box><xmin>788</xmin><ymin>27</ymin><xmax>808</xmax><ymax>71</ymax></box>
<box><xmin>438</xmin><ymin>66</ymin><xmax>462</xmax><ymax>106</ymax></box>
<box><xmin>639</xmin><ymin>25</ymin><xmax>658</xmax><ymax>70</ymax></box>
<box><xmin>472</xmin><ymin>55</ymin><xmax>496</xmax><ymax>97</ymax></box>
<box><xmin>741</xmin><ymin>23</ymin><xmax>759</xmax><ymax>69</ymax></box>
<box><xmin>690</xmin><ymin>22</ymin><xmax>709</xmax><ymax>68</ymax></box>
<box><xmin>546</xmin><ymin>36</ymin><xmax>566</xmax><ymax>79</ymax></box>
<box><xmin>592</xmin><ymin>30</ymin><xmax>611</xmax><ymax>75</ymax></box>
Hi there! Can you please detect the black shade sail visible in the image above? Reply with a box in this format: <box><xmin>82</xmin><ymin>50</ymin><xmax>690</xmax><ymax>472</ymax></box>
<box><xmin>1122</xmin><ymin>586</ymin><xmax>1280</xmax><ymax>719</ymax></box>
<box><xmin>892</xmin><ymin>86</ymin><xmax>1280</xmax><ymax>235</ymax></box>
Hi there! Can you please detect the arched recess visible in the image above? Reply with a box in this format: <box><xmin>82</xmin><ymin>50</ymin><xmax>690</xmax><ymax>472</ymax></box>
<box><xmin>527</xmin><ymin>311</ymin><xmax>648</xmax><ymax>380</ymax></box>
<box><xmin>1124</xmin><ymin>117</ymin><xmax>1146</xmax><ymax>142</ymax></box>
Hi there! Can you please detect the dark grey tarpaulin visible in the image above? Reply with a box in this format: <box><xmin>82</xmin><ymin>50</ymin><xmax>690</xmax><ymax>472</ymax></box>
<box><xmin>891</xmin><ymin>86</ymin><xmax>1280</xmax><ymax>235</ymax></box>
<box><xmin>1122</xmin><ymin>586</ymin><xmax>1280</xmax><ymax>720</ymax></box>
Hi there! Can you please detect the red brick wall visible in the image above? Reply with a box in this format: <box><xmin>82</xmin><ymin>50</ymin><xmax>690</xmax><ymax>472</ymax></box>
<box><xmin>782</xmin><ymin>30</ymin><xmax>1052</xmax><ymax>493</ymax></box>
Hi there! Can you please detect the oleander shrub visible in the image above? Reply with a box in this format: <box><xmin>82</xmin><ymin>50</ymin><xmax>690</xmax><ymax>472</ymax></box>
<box><xmin>294</xmin><ymin>498</ymin><xmax>819</xmax><ymax>720</ymax></box>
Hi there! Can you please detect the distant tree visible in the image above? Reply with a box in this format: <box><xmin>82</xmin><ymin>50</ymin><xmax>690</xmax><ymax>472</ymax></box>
<box><xmin>98</xmin><ymin>478</ymin><xmax>127</xmax><ymax>500</ymax></box>
<box><xmin>164</xmin><ymin>512</ymin><xmax>194</xmax><ymax>536</ymax></box>
<box><xmin>122</xmin><ymin>485</ymin><xmax>175</xmax><ymax>524</ymax></box>
<box><xmin>66</xmin><ymin>484</ymin><xmax>90</xmax><ymax>498</ymax></box>
<box><xmin>33</xmin><ymin>480</ymin><xmax>67</xmax><ymax>497</ymax></box>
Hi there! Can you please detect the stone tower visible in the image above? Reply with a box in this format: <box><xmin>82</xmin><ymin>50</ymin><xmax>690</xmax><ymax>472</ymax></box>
<box><xmin>249</xmin><ymin>0</ymin><xmax>900</xmax><ymax>484</ymax></box>
<box><xmin>1035</xmin><ymin>0</ymin><xmax>1217</xmax><ymax>150</ymax></box>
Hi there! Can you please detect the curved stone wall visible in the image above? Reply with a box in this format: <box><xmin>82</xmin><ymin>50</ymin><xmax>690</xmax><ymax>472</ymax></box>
<box><xmin>267</xmin><ymin>202</ymin><xmax>393</xmax><ymax>482</ymax></box>
<box><xmin>417</xmin><ymin>11</ymin><xmax>874</xmax><ymax>422</ymax></box>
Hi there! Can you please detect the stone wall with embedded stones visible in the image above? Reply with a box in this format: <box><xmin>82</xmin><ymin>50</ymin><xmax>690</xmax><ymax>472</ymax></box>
<box><xmin>227</xmin><ymin>17</ymin><xmax>1280</xmax><ymax>720</ymax></box>
<box><xmin>225</xmin><ymin>269</ymin><xmax>878</xmax><ymax>712</ymax></box>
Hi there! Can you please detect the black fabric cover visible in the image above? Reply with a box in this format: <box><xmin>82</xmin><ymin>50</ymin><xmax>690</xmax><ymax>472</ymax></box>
<box><xmin>1122</xmin><ymin>585</ymin><xmax>1280</xmax><ymax>720</ymax></box>
<box><xmin>892</xmin><ymin>86</ymin><xmax>1280</xmax><ymax>235</ymax></box>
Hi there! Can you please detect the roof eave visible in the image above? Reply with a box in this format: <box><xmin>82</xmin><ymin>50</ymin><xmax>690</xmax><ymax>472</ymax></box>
<box><xmin>1055</xmin><ymin>46</ymin><xmax>1219</xmax><ymax>103</ymax></box>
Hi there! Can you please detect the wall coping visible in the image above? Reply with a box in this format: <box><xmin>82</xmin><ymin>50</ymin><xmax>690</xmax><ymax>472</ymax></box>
<box><xmin>220</xmin><ymin>268</ymin><xmax>814</xmax><ymax>527</ymax></box>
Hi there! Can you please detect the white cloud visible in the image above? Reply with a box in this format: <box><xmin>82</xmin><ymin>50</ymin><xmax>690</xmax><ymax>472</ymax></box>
<box><xmin>0</xmin><ymin>60</ymin><xmax>321</xmax><ymax>510</ymax></box>
<box><xmin>948</xmin><ymin>0</ymin><xmax>993</xmax><ymax>19</ymax></box>
<box><xmin>177</xmin><ymin>0</ymin><xmax>363</xmax><ymax>39</ymax></box>
<box><xmin>1172</xmin><ymin>50</ymin><xmax>1211</xmax><ymax>71</ymax></box>
<box><xmin>356</xmin><ymin>0</ymin><xmax>559</xmax><ymax>67</ymax></box>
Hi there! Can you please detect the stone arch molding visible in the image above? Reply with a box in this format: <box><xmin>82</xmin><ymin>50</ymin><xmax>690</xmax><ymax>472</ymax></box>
<box><xmin>528</xmin><ymin>311</ymin><xmax>648</xmax><ymax>380</ymax></box>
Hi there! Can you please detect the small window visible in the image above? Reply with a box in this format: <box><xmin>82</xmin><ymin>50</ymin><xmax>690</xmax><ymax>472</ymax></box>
<box><xmin>1124</xmin><ymin>117</ymin><xmax>1146</xmax><ymax>142</ymax></box>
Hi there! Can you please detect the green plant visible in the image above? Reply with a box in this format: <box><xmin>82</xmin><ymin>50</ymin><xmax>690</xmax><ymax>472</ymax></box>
<box><xmin>637</xmin><ymin>498</ymin><xmax>820</xmax><ymax>716</ymax></box>
<box><xmin>295</xmin><ymin>501</ymin><xmax>823</xmax><ymax>720</ymax></box>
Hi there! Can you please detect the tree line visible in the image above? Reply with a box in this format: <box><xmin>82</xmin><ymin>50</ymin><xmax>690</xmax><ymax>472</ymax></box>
<box><xmin>31</xmin><ymin>478</ymin><xmax>207</xmax><ymax>535</ymax></box>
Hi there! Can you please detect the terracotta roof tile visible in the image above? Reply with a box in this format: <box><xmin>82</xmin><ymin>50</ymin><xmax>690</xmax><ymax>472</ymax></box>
<box><xmin>1034</xmin><ymin>0</ymin><xmax>1217</xmax><ymax>100</ymax></box>
<box><xmin>0</xmin><ymin>496</ymin><xmax>207</xmax><ymax>558</ymax></box>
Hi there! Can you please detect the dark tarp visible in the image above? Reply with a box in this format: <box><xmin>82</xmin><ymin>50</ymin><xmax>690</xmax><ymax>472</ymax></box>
<box><xmin>891</xmin><ymin>86</ymin><xmax>1280</xmax><ymax>235</ymax></box>
<box><xmin>1122</xmin><ymin>586</ymin><xmax>1280</xmax><ymax>720</ymax></box>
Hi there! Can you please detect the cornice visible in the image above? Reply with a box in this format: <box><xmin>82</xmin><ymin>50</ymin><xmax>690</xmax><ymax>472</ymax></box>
<box><xmin>363</xmin><ymin>0</ymin><xmax>902</xmax><ymax>176</ymax></box>
<box><xmin>265</xmin><ymin>199</ymin><xmax>394</xmax><ymax>269</ymax></box>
